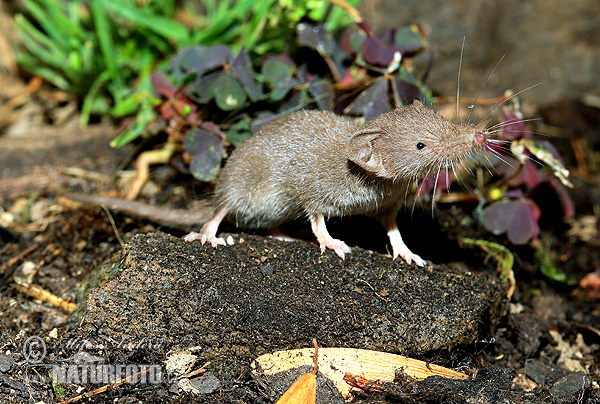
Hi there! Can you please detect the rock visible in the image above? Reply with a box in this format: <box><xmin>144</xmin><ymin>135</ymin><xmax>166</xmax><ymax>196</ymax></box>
<box><xmin>549</xmin><ymin>372</ymin><xmax>589</xmax><ymax>403</ymax></box>
<box><xmin>175</xmin><ymin>372</ymin><xmax>222</xmax><ymax>395</ymax></box>
<box><xmin>509</xmin><ymin>304</ymin><xmax>544</xmax><ymax>357</ymax></box>
<box><xmin>70</xmin><ymin>232</ymin><xmax>506</xmax><ymax>385</ymax></box>
<box><xmin>387</xmin><ymin>366</ymin><xmax>515</xmax><ymax>403</ymax></box>
<box><xmin>0</xmin><ymin>355</ymin><xmax>13</xmax><ymax>373</ymax></box>
<box><xmin>525</xmin><ymin>358</ymin><xmax>568</xmax><ymax>385</ymax></box>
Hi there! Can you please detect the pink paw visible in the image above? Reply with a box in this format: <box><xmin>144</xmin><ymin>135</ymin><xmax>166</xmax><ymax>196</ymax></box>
<box><xmin>393</xmin><ymin>247</ymin><xmax>425</xmax><ymax>267</ymax></box>
<box><xmin>184</xmin><ymin>232</ymin><xmax>226</xmax><ymax>248</ymax></box>
<box><xmin>320</xmin><ymin>238</ymin><xmax>352</xmax><ymax>260</ymax></box>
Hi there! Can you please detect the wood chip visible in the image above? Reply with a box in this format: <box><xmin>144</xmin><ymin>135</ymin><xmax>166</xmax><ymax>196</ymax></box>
<box><xmin>252</xmin><ymin>347</ymin><xmax>467</xmax><ymax>399</ymax></box>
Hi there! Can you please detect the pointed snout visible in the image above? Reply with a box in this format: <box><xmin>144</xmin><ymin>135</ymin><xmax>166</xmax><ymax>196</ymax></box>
<box><xmin>473</xmin><ymin>130</ymin><xmax>489</xmax><ymax>147</ymax></box>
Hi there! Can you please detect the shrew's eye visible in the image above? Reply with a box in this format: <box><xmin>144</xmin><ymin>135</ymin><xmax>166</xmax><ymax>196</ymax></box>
<box><xmin>416</xmin><ymin>142</ymin><xmax>426</xmax><ymax>150</ymax></box>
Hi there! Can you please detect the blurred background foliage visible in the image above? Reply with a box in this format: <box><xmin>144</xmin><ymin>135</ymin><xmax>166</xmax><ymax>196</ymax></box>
<box><xmin>13</xmin><ymin>0</ymin><xmax>363</xmax><ymax>126</ymax></box>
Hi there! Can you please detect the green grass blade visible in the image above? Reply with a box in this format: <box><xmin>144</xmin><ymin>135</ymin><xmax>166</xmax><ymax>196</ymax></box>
<box><xmin>89</xmin><ymin>0</ymin><xmax>121</xmax><ymax>87</ymax></box>
<box><xmin>14</xmin><ymin>15</ymin><xmax>68</xmax><ymax>63</ymax></box>
<box><xmin>22</xmin><ymin>0</ymin><xmax>78</xmax><ymax>48</ymax></box>
<box><xmin>15</xmin><ymin>54</ymin><xmax>71</xmax><ymax>90</ymax></box>
<box><xmin>102</xmin><ymin>0</ymin><xmax>190</xmax><ymax>43</ymax></box>
<box><xmin>41</xmin><ymin>0</ymin><xmax>90</xmax><ymax>42</ymax></box>
<box><xmin>80</xmin><ymin>70</ymin><xmax>112</xmax><ymax>126</ymax></box>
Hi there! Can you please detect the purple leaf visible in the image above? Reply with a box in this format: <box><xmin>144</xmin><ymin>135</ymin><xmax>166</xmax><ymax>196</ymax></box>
<box><xmin>549</xmin><ymin>178</ymin><xmax>575</xmax><ymax>220</ymax></box>
<box><xmin>182</xmin><ymin>45</ymin><xmax>233</xmax><ymax>76</ymax></box>
<box><xmin>344</xmin><ymin>77</ymin><xmax>389</xmax><ymax>120</ymax></box>
<box><xmin>506</xmin><ymin>159</ymin><xmax>541</xmax><ymax>189</ymax></box>
<box><xmin>200</xmin><ymin>121</ymin><xmax>226</xmax><ymax>140</ymax></box>
<box><xmin>501</xmin><ymin>109</ymin><xmax>530</xmax><ymax>140</ymax></box>
<box><xmin>341</xmin><ymin>31</ymin><xmax>366</xmax><ymax>55</ymax></box>
<box><xmin>483</xmin><ymin>200</ymin><xmax>515</xmax><ymax>236</ymax></box>
<box><xmin>308</xmin><ymin>79</ymin><xmax>334</xmax><ymax>111</ymax></box>
<box><xmin>231</xmin><ymin>47</ymin><xmax>261</xmax><ymax>101</ymax></box>
<box><xmin>361</xmin><ymin>36</ymin><xmax>397</xmax><ymax>67</ymax></box>
<box><xmin>186</xmin><ymin>71</ymin><xmax>220</xmax><ymax>103</ymax></box>
<box><xmin>151</xmin><ymin>72</ymin><xmax>176</xmax><ymax>98</ymax></box>
<box><xmin>213</xmin><ymin>70</ymin><xmax>247</xmax><ymax>111</ymax></box>
<box><xmin>296</xmin><ymin>22</ymin><xmax>334</xmax><ymax>54</ymax></box>
<box><xmin>483</xmin><ymin>199</ymin><xmax>541</xmax><ymax>244</ymax></box>
<box><xmin>187</xmin><ymin>70</ymin><xmax>247</xmax><ymax>110</ymax></box>
<box><xmin>167</xmin><ymin>48</ymin><xmax>187</xmax><ymax>79</ymax></box>
<box><xmin>391</xmin><ymin>77</ymin><xmax>421</xmax><ymax>106</ymax></box>
<box><xmin>503</xmin><ymin>189</ymin><xmax>525</xmax><ymax>199</ymax></box>
<box><xmin>281</xmin><ymin>91</ymin><xmax>306</xmax><ymax>111</ymax></box>
<box><xmin>507</xmin><ymin>200</ymin><xmax>540</xmax><ymax>244</ymax></box>
<box><xmin>261</xmin><ymin>56</ymin><xmax>295</xmax><ymax>87</ymax></box>
<box><xmin>271</xmin><ymin>78</ymin><xmax>299</xmax><ymax>102</ymax></box>
<box><xmin>522</xmin><ymin>160</ymin><xmax>541</xmax><ymax>189</ymax></box>
<box><xmin>296</xmin><ymin>64</ymin><xmax>309</xmax><ymax>84</ymax></box>
<box><xmin>183</xmin><ymin>129</ymin><xmax>224</xmax><ymax>182</ymax></box>
<box><xmin>394</xmin><ymin>26</ymin><xmax>426</xmax><ymax>54</ymax></box>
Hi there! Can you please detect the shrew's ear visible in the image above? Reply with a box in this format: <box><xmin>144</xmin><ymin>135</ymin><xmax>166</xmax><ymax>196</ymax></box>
<box><xmin>347</xmin><ymin>130</ymin><xmax>391</xmax><ymax>178</ymax></box>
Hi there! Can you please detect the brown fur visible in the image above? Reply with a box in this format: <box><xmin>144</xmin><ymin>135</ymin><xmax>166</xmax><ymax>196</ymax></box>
<box><xmin>214</xmin><ymin>102</ymin><xmax>487</xmax><ymax>228</ymax></box>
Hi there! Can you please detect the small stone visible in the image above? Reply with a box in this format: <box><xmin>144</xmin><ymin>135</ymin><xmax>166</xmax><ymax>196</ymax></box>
<box><xmin>549</xmin><ymin>372</ymin><xmax>589</xmax><ymax>400</ymax></box>
<box><xmin>525</xmin><ymin>358</ymin><xmax>565</xmax><ymax>385</ymax></box>
<box><xmin>0</xmin><ymin>354</ymin><xmax>14</xmax><ymax>373</ymax></box>
<box><xmin>165</xmin><ymin>353</ymin><xmax>197</xmax><ymax>377</ymax></box>
<box><xmin>188</xmin><ymin>372</ymin><xmax>222</xmax><ymax>395</ymax></box>
<box><xmin>177</xmin><ymin>372</ymin><xmax>221</xmax><ymax>395</ymax></box>
<box><xmin>48</xmin><ymin>328</ymin><xmax>58</xmax><ymax>339</ymax></box>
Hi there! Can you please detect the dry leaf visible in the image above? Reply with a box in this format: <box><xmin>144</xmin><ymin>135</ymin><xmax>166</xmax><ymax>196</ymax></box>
<box><xmin>275</xmin><ymin>372</ymin><xmax>316</xmax><ymax>404</ymax></box>
<box><xmin>511</xmin><ymin>139</ymin><xmax>573</xmax><ymax>188</ymax></box>
<box><xmin>275</xmin><ymin>339</ymin><xmax>319</xmax><ymax>404</ymax></box>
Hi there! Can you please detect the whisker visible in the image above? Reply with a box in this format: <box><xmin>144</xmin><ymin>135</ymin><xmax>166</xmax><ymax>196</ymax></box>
<box><xmin>457</xmin><ymin>37</ymin><xmax>465</xmax><ymax>123</ymax></box>
<box><xmin>477</xmin><ymin>83</ymin><xmax>542</xmax><ymax>126</ymax></box>
<box><xmin>526</xmin><ymin>154</ymin><xmax>544</xmax><ymax>167</ymax></box>
<box><xmin>488</xmin><ymin>149</ymin><xmax>515</xmax><ymax>168</ymax></box>
<box><xmin>487</xmin><ymin>118</ymin><xmax>542</xmax><ymax>132</ymax></box>
<box><xmin>482</xmin><ymin>154</ymin><xmax>499</xmax><ymax>175</ymax></box>
<box><xmin>432</xmin><ymin>169</ymin><xmax>441</xmax><ymax>217</ymax></box>
<box><xmin>404</xmin><ymin>179</ymin><xmax>411</xmax><ymax>207</ymax></box>
<box><xmin>412</xmin><ymin>178</ymin><xmax>423</xmax><ymax>217</ymax></box>
<box><xmin>528</xmin><ymin>131</ymin><xmax>550</xmax><ymax>138</ymax></box>
<box><xmin>450</xmin><ymin>160</ymin><xmax>460</xmax><ymax>180</ymax></box>
<box><xmin>466</xmin><ymin>55</ymin><xmax>505</xmax><ymax>124</ymax></box>
<box><xmin>452</xmin><ymin>162</ymin><xmax>472</xmax><ymax>194</ymax></box>
<box><xmin>487</xmin><ymin>117</ymin><xmax>541</xmax><ymax>131</ymax></box>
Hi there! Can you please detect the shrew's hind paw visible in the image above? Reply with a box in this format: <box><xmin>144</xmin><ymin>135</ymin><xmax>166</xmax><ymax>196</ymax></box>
<box><xmin>320</xmin><ymin>238</ymin><xmax>352</xmax><ymax>260</ymax></box>
<box><xmin>184</xmin><ymin>232</ymin><xmax>226</xmax><ymax>248</ymax></box>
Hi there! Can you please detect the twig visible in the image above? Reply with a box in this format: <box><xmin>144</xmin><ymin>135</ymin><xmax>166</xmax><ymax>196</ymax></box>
<box><xmin>60</xmin><ymin>167</ymin><xmax>112</xmax><ymax>183</ymax></box>
<box><xmin>356</xmin><ymin>279</ymin><xmax>387</xmax><ymax>301</ymax></box>
<box><xmin>100</xmin><ymin>205</ymin><xmax>125</xmax><ymax>248</ymax></box>
<box><xmin>58</xmin><ymin>367</ymin><xmax>152</xmax><ymax>404</ymax></box>
<box><xmin>0</xmin><ymin>242</ymin><xmax>42</xmax><ymax>288</ymax></box>
<box><xmin>14</xmin><ymin>280</ymin><xmax>76</xmax><ymax>313</ymax></box>
<box><xmin>177</xmin><ymin>361</ymin><xmax>211</xmax><ymax>380</ymax></box>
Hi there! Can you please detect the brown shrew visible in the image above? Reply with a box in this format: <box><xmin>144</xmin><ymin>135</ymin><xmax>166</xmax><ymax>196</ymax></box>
<box><xmin>186</xmin><ymin>101</ymin><xmax>489</xmax><ymax>265</ymax></box>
